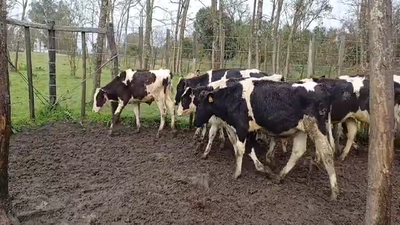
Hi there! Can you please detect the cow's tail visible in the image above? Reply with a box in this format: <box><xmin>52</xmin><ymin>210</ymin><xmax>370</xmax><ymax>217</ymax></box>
<box><xmin>163</xmin><ymin>74</ymin><xmax>172</xmax><ymax>94</ymax></box>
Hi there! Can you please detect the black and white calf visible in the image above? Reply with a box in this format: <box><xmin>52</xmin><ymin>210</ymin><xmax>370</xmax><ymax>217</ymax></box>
<box><xmin>175</xmin><ymin>68</ymin><xmax>283</xmax><ymax>128</ymax></box>
<box><xmin>297</xmin><ymin>76</ymin><xmax>370</xmax><ymax>161</ymax></box>
<box><xmin>177</xmin><ymin>75</ymin><xmax>284</xmax><ymax>159</ymax></box>
<box><xmin>195</xmin><ymin>79</ymin><xmax>339</xmax><ymax>200</ymax></box>
<box><xmin>93</xmin><ymin>69</ymin><xmax>175</xmax><ymax>137</ymax></box>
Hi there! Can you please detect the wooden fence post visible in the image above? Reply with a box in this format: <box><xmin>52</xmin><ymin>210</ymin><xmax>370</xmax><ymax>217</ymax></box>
<box><xmin>337</xmin><ymin>34</ymin><xmax>346</xmax><ymax>78</ymax></box>
<box><xmin>219</xmin><ymin>29</ymin><xmax>225</xmax><ymax>68</ymax></box>
<box><xmin>24</xmin><ymin>26</ymin><xmax>35</xmax><ymax>119</ymax></box>
<box><xmin>165</xmin><ymin>29</ymin><xmax>171</xmax><ymax>69</ymax></box>
<box><xmin>106</xmin><ymin>23</ymin><xmax>119</xmax><ymax>78</ymax></box>
<box><xmin>81</xmin><ymin>32</ymin><xmax>87</xmax><ymax>119</ymax></box>
<box><xmin>307</xmin><ymin>34</ymin><xmax>316</xmax><ymax>78</ymax></box>
<box><xmin>138</xmin><ymin>27</ymin><xmax>144</xmax><ymax>69</ymax></box>
<box><xmin>192</xmin><ymin>32</ymin><xmax>198</xmax><ymax>72</ymax></box>
<box><xmin>47</xmin><ymin>21</ymin><xmax>57</xmax><ymax>105</ymax></box>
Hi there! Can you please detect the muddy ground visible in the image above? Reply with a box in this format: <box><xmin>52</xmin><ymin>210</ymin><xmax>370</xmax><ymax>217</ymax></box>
<box><xmin>9</xmin><ymin>122</ymin><xmax>400</xmax><ymax>225</ymax></box>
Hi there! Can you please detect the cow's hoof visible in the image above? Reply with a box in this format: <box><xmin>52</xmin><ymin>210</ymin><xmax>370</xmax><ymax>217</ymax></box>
<box><xmin>218</xmin><ymin>142</ymin><xmax>225</xmax><ymax>150</ymax></box>
<box><xmin>233</xmin><ymin>172</ymin><xmax>241</xmax><ymax>179</ymax></box>
<box><xmin>108</xmin><ymin>130</ymin><xmax>114</xmax><ymax>137</ymax></box>
<box><xmin>172</xmin><ymin>129</ymin><xmax>178</xmax><ymax>137</ymax></box>
<box><xmin>329</xmin><ymin>192</ymin><xmax>338</xmax><ymax>201</ymax></box>
<box><xmin>201</xmin><ymin>154</ymin><xmax>208</xmax><ymax>159</ymax></box>
<box><xmin>134</xmin><ymin>127</ymin><xmax>141</xmax><ymax>134</ymax></box>
<box><xmin>270</xmin><ymin>174</ymin><xmax>282</xmax><ymax>184</ymax></box>
<box><xmin>156</xmin><ymin>132</ymin><xmax>161</xmax><ymax>139</ymax></box>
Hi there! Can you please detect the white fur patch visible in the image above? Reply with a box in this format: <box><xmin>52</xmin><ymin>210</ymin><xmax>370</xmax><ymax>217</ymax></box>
<box><xmin>346</xmin><ymin>77</ymin><xmax>365</xmax><ymax>96</ymax></box>
<box><xmin>393</xmin><ymin>74</ymin><xmax>400</xmax><ymax>84</ymax></box>
<box><xmin>120</xmin><ymin>69</ymin><xmax>136</xmax><ymax>85</ymax></box>
<box><xmin>239</xmin><ymin>69</ymin><xmax>260</xmax><ymax>77</ymax></box>
<box><xmin>241</xmin><ymin>79</ymin><xmax>263</xmax><ymax>132</ymax></box>
<box><xmin>299</xmin><ymin>78</ymin><xmax>314</xmax><ymax>83</ymax></box>
<box><xmin>260</xmin><ymin>74</ymin><xmax>283</xmax><ymax>82</ymax></box>
<box><xmin>92</xmin><ymin>88</ymin><xmax>102</xmax><ymax>112</ymax></box>
<box><xmin>292</xmin><ymin>81</ymin><xmax>318</xmax><ymax>92</ymax></box>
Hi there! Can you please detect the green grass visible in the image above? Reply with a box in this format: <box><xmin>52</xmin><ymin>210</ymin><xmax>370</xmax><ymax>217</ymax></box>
<box><xmin>8</xmin><ymin>51</ymin><xmax>357</xmax><ymax>132</ymax></box>
<box><xmin>8</xmin><ymin>51</ymin><xmax>191</xmax><ymax>131</ymax></box>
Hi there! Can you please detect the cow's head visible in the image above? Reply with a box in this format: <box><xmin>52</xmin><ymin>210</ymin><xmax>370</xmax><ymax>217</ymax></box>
<box><xmin>177</xmin><ymin>87</ymin><xmax>196</xmax><ymax>116</ymax></box>
<box><xmin>93</xmin><ymin>88</ymin><xmax>108</xmax><ymax>113</ymax></box>
<box><xmin>175</xmin><ymin>78</ymin><xmax>187</xmax><ymax>105</ymax></box>
<box><xmin>195</xmin><ymin>88</ymin><xmax>218</xmax><ymax>128</ymax></box>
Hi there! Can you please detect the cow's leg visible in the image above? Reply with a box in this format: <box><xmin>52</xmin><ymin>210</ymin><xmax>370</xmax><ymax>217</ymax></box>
<box><xmin>193</xmin><ymin>127</ymin><xmax>202</xmax><ymax>139</ymax></box>
<box><xmin>333</xmin><ymin>123</ymin><xmax>343</xmax><ymax>154</ymax></box>
<box><xmin>327</xmin><ymin>111</ymin><xmax>335</xmax><ymax>151</ymax></box>
<box><xmin>189</xmin><ymin>112</ymin><xmax>194</xmax><ymax>129</ymax></box>
<box><xmin>132</xmin><ymin>103</ymin><xmax>141</xmax><ymax>133</ymax></box>
<box><xmin>217</xmin><ymin>127</ymin><xmax>225</xmax><ymax>150</ymax></box>
<box><xmin>309</xmin><ymin>126</ymin><xmax>339</xmax><ymax>201</ymax></box>
<box><xmin>201</xmin><ymin>124</ymin><xmax>219</xmax><ymax>159</ymax></box>
<box><xmin>279</xmin><ymin>131</ymin><xmax>308</xmax><ymax>179</ymax></box>
<box><xmin>156</xmin><ymin>99</ymin><xmax>167</xmax><ymax>138</ymax></box>
<box><xmin>281</xmin><ymin>138</ymin><xmax>288</xmax><ymax>153</ymax></box>
<box><xmin>265</xmin><ymin>138</ymin><xmax>277</xmax><ymax>165</ymax></box>
<box><xmin>110</xmin><ymin>101</ymin><xmax>121</xmax><ymax>125</ymax></box>
<box><xmin>301</xmin><ymin>117</ymin><xmax>339</xmax><ymax>200</ymax></box>
<box><xmin>224</xmin><ymin>125</ymin><xmax>238</xmax><ymax>156</ymax></box>
<box><xmin>248</xmin><ymin>148</ymin><xmax>280</xmax><ymax>180</ymax></box>
<box><xmin>165</xmin><ymin>89</ymin><xmax>176</xmax><ymax>132</ymax></box>
<box><xmin>109</xmin><ymin>100</ymin><xmax>127</xmax><ymax>136</ymax></box>
<box><xmin>233</xmin><ymin>138</ymin><xmax>246</xmax><ymax>179</ymax></box>
<box><xmin>339</xmin><ymin>118</ymin><xmax>357</xmax><ymax>161</ymax></box>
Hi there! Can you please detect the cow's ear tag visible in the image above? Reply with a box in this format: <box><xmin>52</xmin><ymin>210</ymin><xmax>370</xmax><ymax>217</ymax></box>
<box><xmin>208</xmin><ymin>96</ymin><xmax>214</xmax><ymax>103</ymax></box>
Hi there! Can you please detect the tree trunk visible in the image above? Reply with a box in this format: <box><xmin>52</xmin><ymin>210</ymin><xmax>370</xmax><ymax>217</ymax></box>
<box><xmin>247</xmin><ymin>0</ymin><xmax>256</xmax><ymax>68</ymax></box>
<box><xmin>211</xmin><ymin>0</ymin><xmax>218</xmax><ymax>69</ymax></box>
<box><xmin>177</xmin><ymin>0</ymin><xmax>190</xmax><ymax>73</ymax></box>
<box><xmin>271</xmin><ymin>0</ymin><xmax>283</xmax><ymax>73</ymax></box>
<box><xmin>123</xmin><ymin>0</ymin><xmax>133</xmax><ymax>67</ymax></box>
<box><xmin>0</xmin><ymin>0</ymin><xmax>11</xmax><ymax>223</ymax></box>
<box><xmin>12</xmin><ymin>0</ymin><xmax>28</xmax><ymax>72</ymax></box>
<box><xmin>255</xmin><ymin>0</ymin><xmax>263</xmax><ymax>69</ymax></box>
<box><xmin>218</xmin><ymin>0</ymin><xmax>224</xmax><ymax>69</ymax></box>
<box><xmin>144</xmin><ymin>0</ymin><xmax>154</xmax><ymax>69</ymax></box>
<box><xmin>173</xmin><ymin>0</ymin><xmax>183</xmax><ymax>72</ymax></box>
<box><xmin>365</xmin><ymin>0</ymin><xmax>394</xmax><ymax>223</ymax></box>
<box><xmin>284</xmin><ymin>0</ymin><xmax>303</xmax><ymax>79</ymax></box>
<box><xmin>359</xmin><ymin>0</ymin><xmax>369</xmax><ymax>72</ymax></box>
<box><xmin>92</xmin><ymin>0</ymin><xmax>109</xmax><ymax>98</ymax></box>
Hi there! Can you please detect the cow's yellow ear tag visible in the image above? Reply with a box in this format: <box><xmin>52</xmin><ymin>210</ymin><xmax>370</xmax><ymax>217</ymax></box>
<box><xmin>208</xmin><ymin>96</ymin><xmax>214</xmax><ymax>103</ymax></box>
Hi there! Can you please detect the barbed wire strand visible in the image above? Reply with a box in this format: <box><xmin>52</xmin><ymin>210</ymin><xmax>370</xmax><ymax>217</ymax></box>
<box><xmin>56</xmin><ymin>53</ymin><xmax>120</xmax><ymax>104</ymax></box>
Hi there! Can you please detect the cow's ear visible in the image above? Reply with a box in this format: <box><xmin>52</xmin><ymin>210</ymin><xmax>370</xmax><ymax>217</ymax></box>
<box><xmin>196</xmin><ymin>69</ymin><xmax>200</xmax><ymax>75</ymax></box>
<box><xmin>207</xmin><ymin>92</ymin><xmax>214</xmax><ymax>103</ymax></box>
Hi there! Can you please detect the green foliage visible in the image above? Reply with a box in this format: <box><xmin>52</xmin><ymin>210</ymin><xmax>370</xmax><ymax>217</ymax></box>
<box><xmin>28</xmin><ymin>0</ymin><xmax>77</xmax><ymax>53</ymax></box>
<box><xmin>194</xmin><ymin>7</ymin><xmax>238</xmax><ymax>60</ymax></box>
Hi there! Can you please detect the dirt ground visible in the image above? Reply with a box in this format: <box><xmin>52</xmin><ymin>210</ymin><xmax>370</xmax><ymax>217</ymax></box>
<box><xmin>9</xmin><ymin>122</ymin><xmax>400</xmax><ymax>225</ymax></box>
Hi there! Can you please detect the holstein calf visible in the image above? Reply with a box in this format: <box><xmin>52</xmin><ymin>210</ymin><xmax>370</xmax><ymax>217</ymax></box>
<box><xmin>93</xmin><ymin>69</ymin><xmax>175</xmax><ymax>137</ymax></box>
<box><xmin>195</xmin><ymin>79</ymin><xmax>339</xmax><ymax>200</ymax></box>
<box><xmin>297</xmin><ymin>76</ymin><xmax>370</xmax><ymax>161</ymax></box>
<box><xmin>175</xmin><ymin>68</ymin><xmax>283</xmax><ymax>130</ymax></box>
<box><xmin>177</xmin><ymin>75</ymin><xmax>284</xmax><ymax>159</ymax></box>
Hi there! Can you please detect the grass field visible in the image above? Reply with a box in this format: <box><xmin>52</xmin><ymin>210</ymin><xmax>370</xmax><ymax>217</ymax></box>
<box><xmin>8</xmin><ymin>51</ymin><xmax>357</xmax><ymax>131</ymax></box>
<box><xmin>8</xmin><ymin>51</ymin><xmax>191</xmax><ymax>131</ymax></box>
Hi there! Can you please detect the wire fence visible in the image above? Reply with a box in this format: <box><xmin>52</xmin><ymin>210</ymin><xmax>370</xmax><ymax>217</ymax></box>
<box><xmin>6</xmin><ymin>20</ymin><xmax>394</xmax><ymax>124</ymax></box>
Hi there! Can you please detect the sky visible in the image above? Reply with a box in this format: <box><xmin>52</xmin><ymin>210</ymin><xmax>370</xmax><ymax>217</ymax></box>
<box><xmin>9</xmin><ymin>0</ymin><xmax>350</xmax><ymax>28</ymax></box>
<box><xmin>8</xmin><ymin>0</ymin><xmax>351</xmax><ymax>52</ymax></box>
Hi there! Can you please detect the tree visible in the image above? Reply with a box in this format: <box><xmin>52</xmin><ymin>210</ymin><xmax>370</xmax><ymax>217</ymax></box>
<box><xmin>12</xmin><ymin>0</ymin><xmax>28</xmax><ymax>72</ymax></box>
<box><xmin>365</xmin><ymin>0</ymin><xmax>394</xmax><ymax>223</ymax></box>
<box><xmin>194</xmin><ymin>6</ymin><xmax>237</xmax><ymax>61</ymax></box>
<box><xmin>144</xmin><ymin>0</ymin><xmax>154</xmax><ymax>69</ymax></box>
<box><xmin>255</xmin><ymin>0</ymin><xmax>263</xmax><ymax>68</ymax></box>
<box><xmin>0</xmin><ymin>0</ymin><xmax>12</xmax><ymax>223</ymax></box>
<box><xmin>92</xmin><ymin>0</ymin><xmax>109</xmax><ymax>98</ymax></box>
